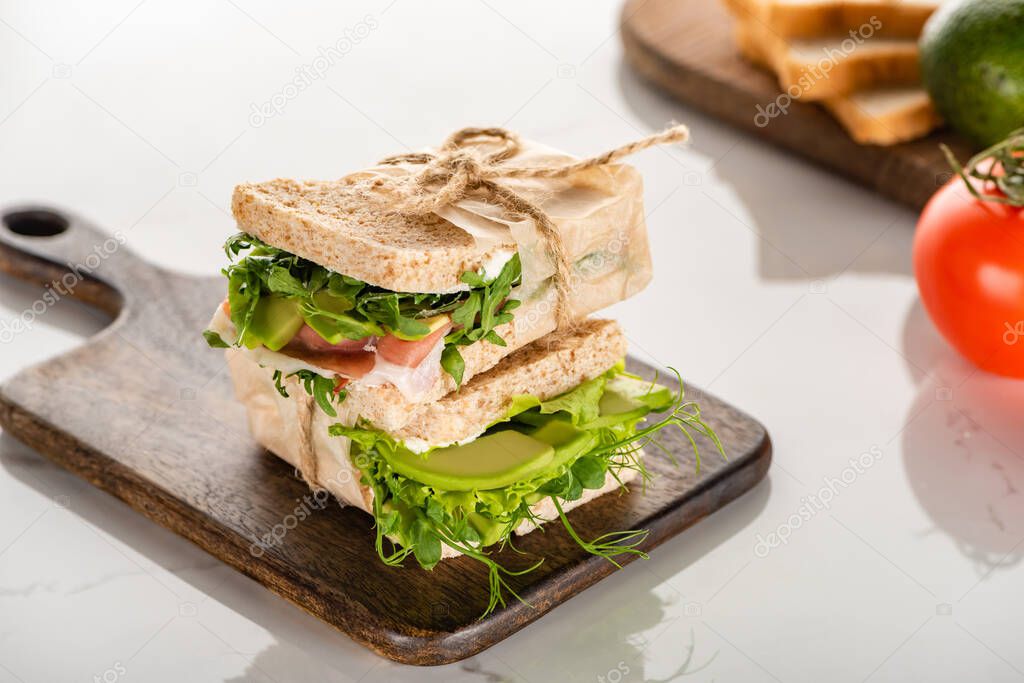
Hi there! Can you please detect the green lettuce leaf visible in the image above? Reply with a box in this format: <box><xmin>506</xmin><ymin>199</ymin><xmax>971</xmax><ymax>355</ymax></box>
<box><xmin>213</xmin><ymin>233</ymin><xmax>522</xmax><ymax>386</ymax></box>
<box><xmin>329</xmin><ymin>361</ymin><xmax>724</xmax><ymax>617</ymax></box>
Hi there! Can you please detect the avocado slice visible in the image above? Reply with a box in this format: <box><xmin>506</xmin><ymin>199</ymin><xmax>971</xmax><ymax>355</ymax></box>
<box><xmin>530</xmin><ymin>418</ymin><xmax>601</xmax><ymax>470</ymax></box>
<box><xmin>567</xmin><ymin>374</ymin><xmax>674</xmax><ymax>429</ymax></box>
<box><xmin>601</xmin><ymin>375</ymin><xmax>674</xmax><ymax>412</ymax></box>
<box><xmin>467</xmin><ymin>511</ymin><xmax>507</xmax><ymax>547</ymax></box>
<box><xmin>244</xmin><ymin>294</ymin><xmax>304</xmax><ymax>351</ymax></box>
<box><xmin>302</xmin><ymin>290</ymin><xmax>382</xmax><ymax>343</ymax></box>
<box><xmin>389</xmin><ymin>314</ymin><xmax>450</xmax><ymax>341</ymax></box>
<box><xmin>530</xmin><ymin>418</ymin><xmax>583</xmax><ymax>448</ymax></box>
<box><xmin>312</xmin><ymin>290</ymin><xmax>354</xmax><ymax>315</ymax></box>
<box><xmin>598</xmin><ymin>388</ymin><xmax>645</xmax><ymax>419</ymax></box>
<box><xmin>385</xmin><ymin>430</ymin><xmax>555</xmax><ymax>491</ymax></box>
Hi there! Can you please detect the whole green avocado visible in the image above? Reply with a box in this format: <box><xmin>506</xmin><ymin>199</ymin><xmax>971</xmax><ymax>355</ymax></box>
<box><xmin>919</xmin><ymin>0</ymin><xmax>1024</xmax><ymax>147</ymax></box>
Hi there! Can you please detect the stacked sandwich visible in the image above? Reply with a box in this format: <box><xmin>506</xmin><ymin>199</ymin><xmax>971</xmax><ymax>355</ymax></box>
<box><xmin>723</xmin><ymin>0</ymin><xmax>945</xmax><ymax>144</ymax></box>
<box><xmin>204</xmin><ymin>127</ymin><xmax>720</xmax><ymax>613</ymax></box>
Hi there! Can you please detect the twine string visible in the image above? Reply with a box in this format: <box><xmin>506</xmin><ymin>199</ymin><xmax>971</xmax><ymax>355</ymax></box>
<box><xmin>377</xmin><ymin>124</ymin><xmax>689</xmax><ymax>328</ymax></box>
<box><xmin>295</xmin><ymin>393</ymin><xmax>322</xmax><ymax>492</ymax></box>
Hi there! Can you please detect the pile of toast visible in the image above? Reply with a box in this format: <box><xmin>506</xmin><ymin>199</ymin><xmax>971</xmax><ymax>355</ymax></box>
<box><xmin>722</xmin><ymin>0</ymin><xmax>945</xmax><ymax>145</ymax></box>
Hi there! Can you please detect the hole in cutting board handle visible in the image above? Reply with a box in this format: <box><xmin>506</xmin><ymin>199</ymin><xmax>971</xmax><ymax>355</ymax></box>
<box><xmin>2</xmin><ymin>209</ymin><xmax>70</xmax><ymax>237</ymax></box>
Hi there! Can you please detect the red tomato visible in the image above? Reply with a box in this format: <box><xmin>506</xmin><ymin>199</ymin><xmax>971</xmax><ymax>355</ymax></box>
<box><xmin>913</xmin><ymin>176</ymin><xmax>1024</xmax><ymax>378</ymax></box>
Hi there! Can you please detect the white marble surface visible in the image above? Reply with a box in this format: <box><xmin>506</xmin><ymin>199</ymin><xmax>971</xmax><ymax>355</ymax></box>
<box><xmin>1</xmin><ymin>1</ymin><xmax>1023</xmax><ymax>681</ymax></box>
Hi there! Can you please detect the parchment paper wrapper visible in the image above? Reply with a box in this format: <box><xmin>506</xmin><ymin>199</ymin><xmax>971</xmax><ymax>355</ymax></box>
<box><xmin>228</xmin><ymin>348</ymin><xmax>371</xmax><ymax>511</ymax></box>
<box><xmin>347</xmin><ymin>137</ymin><xmax>652</xmax><ymax>308</ymax></box>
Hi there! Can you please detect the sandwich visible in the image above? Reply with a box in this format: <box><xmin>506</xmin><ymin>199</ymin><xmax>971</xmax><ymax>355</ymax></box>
<box><xmin>206</xmin><ymin>126</ymin><xmax>716</xmax><ymax>613</ymax></box>
<box><xmin>204</xmin><ymin>140</ymin><xmax>653</xmax><ymax>427</ymax></box>
<box><xmin>228</xmin><ymin>319</ymin><xmax>720</xmax><ymax>614</ymax></box>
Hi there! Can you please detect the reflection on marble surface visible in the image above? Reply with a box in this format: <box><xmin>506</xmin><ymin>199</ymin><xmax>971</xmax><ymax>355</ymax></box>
<box><xmin>900</xmin><ymin>302</ymin><xmax>1024</xmax><ymax>575</ymax></box>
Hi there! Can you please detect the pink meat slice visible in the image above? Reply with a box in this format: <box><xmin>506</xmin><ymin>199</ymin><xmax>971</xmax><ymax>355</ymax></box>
<box><xmin>292</xmin><ymin>324</ymin><xmax>371</xmax><ymax>353</ymax></box>
<box><xmin>376</xmin><ymin>323</ymin><xmax>452</xmax><ymax>368</ymax></box>
<box><xmin>278</xmin><ymin>342</ymin><xmax>377</xmax><ymax>379</ymax></box>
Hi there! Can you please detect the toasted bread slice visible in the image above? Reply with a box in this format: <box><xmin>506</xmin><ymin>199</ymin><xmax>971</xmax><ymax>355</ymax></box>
<box><xmin>822</xmin><ymin>87</ymin><xmax>942</xmax><ymax>145</ymax></box>
<box><xmin>232</xmin><ymin>179</ymin><xmax>516</xmax><ymax>294</ymax></box>
<box><xmin>232</xmin><ymin>155</ymin><xmax>649</xmax><ymax>296</ymax></box>
<box><xmin>735</xmin><ymin>18</ymin><xmax>919</xmax><ymax>100</ymax></box>
<box><xmin>735</xmin><ymin>15</ymin><xmax>940</xmax><ymax>144</ymax></box>
<box><xmin>389</xmin><ymin>318</ymin><xmax>627</xmax><ymax>445</ymax></box>
<box><xmin>722</xmin><ymin>0</ymin><xmax>939</xmax><ymax>39</ymax></box>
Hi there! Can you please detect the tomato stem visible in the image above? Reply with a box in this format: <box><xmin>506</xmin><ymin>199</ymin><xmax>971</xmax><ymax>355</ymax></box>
<box><xmin>942</xmin><ymin>128</ymin><xmax>1024</xmax><ymax>207</ymax></box>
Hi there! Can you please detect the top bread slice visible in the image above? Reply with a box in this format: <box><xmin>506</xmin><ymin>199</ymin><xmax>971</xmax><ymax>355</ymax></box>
<box><xmin>232</xmin><ymin>178</ymin><xmax>517</xmax><ymax>294</ymax></box>
<box><xmin>722</xmin><ymin>0</ymin><xmax>940</xmax><ymax>39</ymax></box>
<box><xmin>231</xmin><ymin>150</ymin><xmax>650</xmax><ymax>295</ymax></box>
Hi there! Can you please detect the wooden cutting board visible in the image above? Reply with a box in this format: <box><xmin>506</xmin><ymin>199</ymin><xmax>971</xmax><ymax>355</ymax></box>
<box><xmin>0</xmin><ymin>206</ymin><xmax>771</xmax><ymax>666</ymax></box>
<box><xmin>620</xmin><ymin>0</ymin><xmax>975</xmax><ymax>209</ymax></box>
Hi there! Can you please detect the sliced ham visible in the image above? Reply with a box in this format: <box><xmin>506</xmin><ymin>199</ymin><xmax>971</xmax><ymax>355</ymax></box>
<box><xmin>359</xmin><ymin>333</ymin><xmax>445</xmax><ymax>398</ymax></box>
<box><xmin>293</xmin><ymin>324</ymin><xmax>371</xmax><ymax>353</ymax></box>
<box><xmin>216</xmin><ymin>297</ymin><xmax>451</xmax><ymax>396</ymax></box>
<box><xmin>278</xmin><ymin>341</ymin><xmax>376</xmax><ymax>379</ymax></box>
<box><xmin>376</xmin><ymin>322</ymin><xmax>452</xmax><ymax>368</ymax></box>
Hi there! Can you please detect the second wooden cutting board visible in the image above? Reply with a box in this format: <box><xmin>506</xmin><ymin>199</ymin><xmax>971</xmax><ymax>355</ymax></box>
<box><xmin>620</xmin><ymin>0</ymin><xmax>974</xmax><ymax>209</ymax></box>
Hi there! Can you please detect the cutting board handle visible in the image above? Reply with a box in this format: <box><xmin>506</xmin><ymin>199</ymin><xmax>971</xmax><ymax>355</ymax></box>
<box><xmin>0</xmin><ymin>204</ymin><xmax>147</xmax><ymax>318</ymax></box>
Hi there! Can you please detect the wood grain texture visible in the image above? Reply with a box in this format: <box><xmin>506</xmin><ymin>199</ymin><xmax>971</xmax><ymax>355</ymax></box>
<box><xmin>0</xmin><ymin>205</ymin><xmax>771</xmax><ymax>665</ymax></box>
<box><xmin>620</xmin><ymin>0</ymin><xmax>975</xmax><ymax>209</ymax></box>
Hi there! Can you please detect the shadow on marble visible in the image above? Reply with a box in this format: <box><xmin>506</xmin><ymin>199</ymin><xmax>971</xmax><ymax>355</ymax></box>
<box><xmin>615</xmin><ymin>61</ymin><xmax>917</xmax><ymax>283</ymax></box>
<box><xmin>899</xmin><ymin>299</ymin><xmax>1024</xmax><ymax>576</ymax></box>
